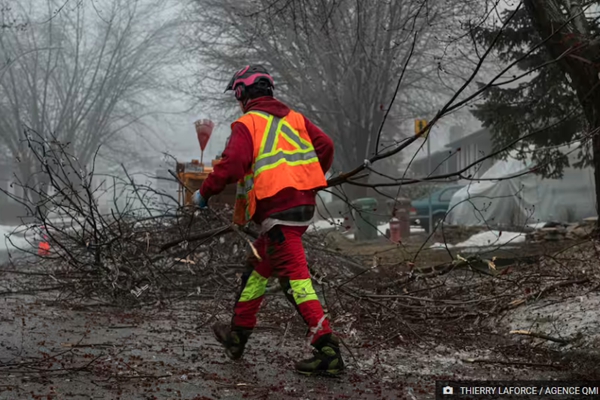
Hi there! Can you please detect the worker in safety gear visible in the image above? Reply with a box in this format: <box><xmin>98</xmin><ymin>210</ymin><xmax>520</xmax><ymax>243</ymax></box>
<box><xmin>192</xmin><ymin>64</ymin><xmax>344</xmax><ymax>376</ymax></box>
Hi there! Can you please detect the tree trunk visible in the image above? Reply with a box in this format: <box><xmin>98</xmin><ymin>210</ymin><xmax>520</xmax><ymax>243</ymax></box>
<box><xmin>15</xmin><ymin>157</ymin><xmax>53</xmax><ymax>217</ymax></box>
<box><xmin>16</xmin><ymin>160</ymin><xmax>36</xmax><ymax>204</ymax></box>
<box><xmin>594</xmin><ymin>134</ymin><xmax>600</xmax><ymax>229</ymax></box>
<box><xmin>524</xmin><ymin>0</ymin><xmax>600</xmax><ymax>228</ymax></box>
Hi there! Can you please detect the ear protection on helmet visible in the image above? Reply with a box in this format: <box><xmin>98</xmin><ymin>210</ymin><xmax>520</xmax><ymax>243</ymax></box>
<box><xmin>226</xmin><ymin>65</ymin><xmax>274</xmax><ymax>101</ymax></box>
<box><xmin>234</xmin><ymin>85</ymin><xmax>246</xmax><ymax>101</ymax></box>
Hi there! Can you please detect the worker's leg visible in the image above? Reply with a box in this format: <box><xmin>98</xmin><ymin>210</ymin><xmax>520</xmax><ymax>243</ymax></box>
<box><xmin>213</xmin><ymin>233</ymin><xmax>272</xmax><ymax>360</ymax></box>
<box><xmin>232</xmin><ymin>235</ymin><xmax>272</xmax><ymax>329</ymax></box>
<box><xmin>269</xmin><ymin>225</ymin><xmax>331</xmax><ymax>341</ymax></box>
<box><xmin>269</xmin><ymin>225</ymin><xmax>344</xmax><ymax>375</ymax></box>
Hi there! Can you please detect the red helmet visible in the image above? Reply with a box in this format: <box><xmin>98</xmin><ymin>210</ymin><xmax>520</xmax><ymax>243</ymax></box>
<box><xmin>225</xmin><ymin>65</ymin><xmax>274</xmax><ymax>100</ymax></box>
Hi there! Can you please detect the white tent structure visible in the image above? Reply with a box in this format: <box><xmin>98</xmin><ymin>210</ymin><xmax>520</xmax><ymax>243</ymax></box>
<box><xmin>446</xmin><ymin>147</ymin><xmax>597</xmax><ymax>227</ymax></box>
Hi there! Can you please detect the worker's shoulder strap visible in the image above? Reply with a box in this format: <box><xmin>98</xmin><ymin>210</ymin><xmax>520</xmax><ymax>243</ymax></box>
<box><xmin>245</xmin><ymin>110</ymin><xmax>271</xmax><ymax>120</ymax></box>
<box><xmin>235</xmin><ymin>110</ymin><xmax>311</xmax><ymax>154</ymax></box>
<box><xmin>233</xmin><ymin>111</ymin><xmax>269</xmax><ymax>130</ymax></box>
<box><xmin>242</xmin><ymin>109</ymin><xmax>306</xmax><ymax>128</ymax></box>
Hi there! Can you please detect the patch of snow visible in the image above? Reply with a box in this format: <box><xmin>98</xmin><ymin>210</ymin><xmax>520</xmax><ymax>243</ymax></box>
<box><xmin>501</xmin><ymin>293</ymin><xmax>600</xmax><ymax>352</ymax></box>
<box><xmin>455</xmin><ymin>230</ymin><xmax>526</xmax><ymax>248</ymax></box>
<box><xmin>0</xmin><ymin>225</ymin><xmax>32</xmax><ymax>252</ymax></box>
<box><xmin>376</xmin><ymin>223</ymin><xmax>426</xmax><ymax>237</ymax></box>
<box><xmin>378</xmin><ymin>222</ymin><xmax>390</xmax><ymax>233</ymax></box>
<box><xmin>527</xmin><ymin>222</ymin><xmax>547</xmax><ymax>230</ymax></box>
<box><xmin>430</xmin><ymin>242</ymin><xmax>455</xmax><ymax>249</ymax></box>
<box><xmin>430</xmin><ymin>230</ymin><xmax>526</xmax><ymax>249</ymax></box>
<box><xmin>307</xmin><ymin>218</ymin><xmax>345</xmax><ymax>232</ymax></box>
<box><xmin>341</xmin><ymin>223</ymin><xmax>425</xmax><ymax>241</ymax></box>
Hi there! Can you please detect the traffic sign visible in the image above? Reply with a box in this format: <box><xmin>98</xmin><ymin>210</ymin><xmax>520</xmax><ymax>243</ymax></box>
<box><xmin>415</xmin><ymin>119</ymin><xmax>428</xmax><ymax>138</ymax></box>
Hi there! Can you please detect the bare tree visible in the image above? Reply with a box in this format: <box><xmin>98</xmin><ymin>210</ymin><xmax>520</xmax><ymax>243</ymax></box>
<box><xmin>0</xmin><ymin>0</ymin><xmax>180</xmax><ymax>204</ymax></box>
<box><xmin>185</xmin><ymin>0</ymin><xmax>486</xmax><ymax>198</ymax></box>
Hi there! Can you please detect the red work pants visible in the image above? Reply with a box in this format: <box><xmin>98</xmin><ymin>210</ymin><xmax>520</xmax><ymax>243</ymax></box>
<box><xmin>232</xmin><ymin>225</ymin><xmax>332</xmax><ymax>344</ymax></box>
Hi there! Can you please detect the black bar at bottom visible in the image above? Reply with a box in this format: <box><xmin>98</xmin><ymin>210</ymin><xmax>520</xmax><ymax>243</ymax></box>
<box><xmin>436</xmin><ymin>381</ymin><xmax>600</xmax><ymax>400</ymax></box>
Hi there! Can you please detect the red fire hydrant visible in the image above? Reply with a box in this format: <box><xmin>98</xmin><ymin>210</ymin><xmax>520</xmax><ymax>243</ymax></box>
<box><xmin>389</xmin><ymin>217</ymin><xmax>401</xmax><ymax>243</ymax></box>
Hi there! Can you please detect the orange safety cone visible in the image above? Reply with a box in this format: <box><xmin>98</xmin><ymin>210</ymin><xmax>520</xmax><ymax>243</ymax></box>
<box><xmin>38</xmin><ymin>226</ymin><xmax>50</xmax><ymax>256</ymax></box>
<box><xmin>38</xmin><ymin>241</ymin><xmax>50</xmax><ymax>256</ymax></box>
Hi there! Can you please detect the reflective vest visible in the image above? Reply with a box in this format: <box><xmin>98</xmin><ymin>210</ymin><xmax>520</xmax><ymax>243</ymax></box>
<box><xmin>232</xmin><ymin>109</ymin><xmax>327</xmax><ymax>225</ymax></box>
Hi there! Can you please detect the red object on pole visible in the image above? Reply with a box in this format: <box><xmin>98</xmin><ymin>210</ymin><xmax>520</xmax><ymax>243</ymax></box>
<box><xmin>389</xmin><ymin>217</ymin><xmax>401</xmax><ymax>244</ymax></box>
<box><xmin>194</xmin><ymin>119</ymin><xmax>215</xmax><ymax>152</ymax></box>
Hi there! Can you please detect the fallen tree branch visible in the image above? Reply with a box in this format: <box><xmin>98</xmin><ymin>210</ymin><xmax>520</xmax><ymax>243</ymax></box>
<box><xmin>159</xmin><ymin>225</ymin><xmax>233</xmax><ymax>252</ymax></box>
<box><xmin>507</xmin><ymin>278</ymin><xmax>590</xmax><ymax>309</ymax></box>
<box><xmin>510</xmin><ymin>329</ymin><xmax>570</xmax><ymax>345</ymax></box>
<box><xmin>167</xmin><ymin>169</ymin><xmax>261</xmax><ymax>260</ymax></box>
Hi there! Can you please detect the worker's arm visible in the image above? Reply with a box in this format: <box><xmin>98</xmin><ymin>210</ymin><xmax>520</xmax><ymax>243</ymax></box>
<box><xmin>200</xmin><ymin>122</ymin><xmax>254</xmax><ymax>199</ymax></box>
<box><xmin>303</xmin><ymin>116</ymin><xmax>334</xmax><ymax>174</ymax></box>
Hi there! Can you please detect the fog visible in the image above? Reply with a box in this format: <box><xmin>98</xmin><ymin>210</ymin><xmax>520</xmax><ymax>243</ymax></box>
<box><xmin>1</xmin><ymin>1</ymin><xmax>600</xmax><ymax>398</ymax></box>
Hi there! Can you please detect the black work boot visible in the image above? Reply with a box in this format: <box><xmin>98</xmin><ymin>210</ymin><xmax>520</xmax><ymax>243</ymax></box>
<box><xmin>212</xmin><ymin>323</ymin><xmax>251</xmax><ymax>361</ymax></box>
<box><xmin>295</xmin><ymin>334</ymin><xmax>345</xmax><ymax>376</ymax></box>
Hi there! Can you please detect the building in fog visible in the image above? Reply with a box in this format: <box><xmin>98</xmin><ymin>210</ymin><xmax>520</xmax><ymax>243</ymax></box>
<box><xmin>411</xmin><ymin>127</ymin><xmax>494</xmax><ymax>180</ymax></box>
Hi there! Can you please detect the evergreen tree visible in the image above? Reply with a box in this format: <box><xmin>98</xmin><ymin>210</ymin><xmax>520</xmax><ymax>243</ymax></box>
<box><xmin>472</xmin><ymin>5</ymin><xmax>599</xmax><ymax>178</ymax></box>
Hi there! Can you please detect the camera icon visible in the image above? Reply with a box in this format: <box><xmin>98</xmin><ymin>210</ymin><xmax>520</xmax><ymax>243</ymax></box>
<box><xmin>443</xmin><ymin>386</ymin><xmax>454</xmax><ymax>395</ymax></box>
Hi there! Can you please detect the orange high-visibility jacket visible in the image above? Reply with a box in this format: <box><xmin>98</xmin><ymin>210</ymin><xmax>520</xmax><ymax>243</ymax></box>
<box><xmin>232</xmin><ymin>110</ymin><xmax>327</xmax><ymax>225</ymax></box>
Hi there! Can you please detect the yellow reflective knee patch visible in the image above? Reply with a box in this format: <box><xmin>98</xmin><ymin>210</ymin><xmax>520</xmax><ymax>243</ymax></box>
<box><xmin>289</xmin><ymin>279</ymin><xmax>319</xmax><ymax>305</ymax></box>
<box><xmin>239</xmin><ymin>271</ymin><xmax>268</xmax><ymax>302</ymax></box>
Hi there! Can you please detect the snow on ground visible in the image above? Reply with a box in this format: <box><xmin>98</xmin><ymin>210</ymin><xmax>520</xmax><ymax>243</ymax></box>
<box><xmin>1</xmin><ymin>218</ymin><xmax>85</xmax><ymax>252</ymax></box>
<box><xmin>0</xmin><ymin>225</ymin><xmax>34</xmax><ymax>252</ymax></box>
<box><xmin>307</xmin><ymin>218</ymin><xmax>345</xmax><ymax>232</ymax></box>
<box><xmin>502</xmin><ymin>292</ymin><xmax>600</xmax><ymax>352</ymax></box>
<box><xmin>455</xmin><ymin>230</ymin><xmax>526</xmax><ymax>247</ymax></box>
<box><xmin>378</xmin><ymin>222</ymin><xmax>390</xmax><ymax>233</ymax></box>
<box><xmin>377</xmin><ymin>222</ymin><xmax>425</xmax><ymax>235</ymax></box>
<box><xmin>342</xmin><ymin>224</ymin><xmax>425</xmax><ymax>240</ymax></box>
<box><xmin>527</xmin><ymin>222</ymin><xmax>547</xmax><ymax>230</ymax></box>
<box><xmin>310</xmin><ymin>216</ymin><xmax>529</xmax><ymax>248</ymax></box>
<box><xmin>430</xmin><ymin>230</ymin><xmax>526</xmax><ymax>250</ymax></box>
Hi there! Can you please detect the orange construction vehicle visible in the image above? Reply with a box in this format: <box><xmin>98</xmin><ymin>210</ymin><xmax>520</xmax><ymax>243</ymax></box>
<box><xmin>176</xmin><ymin>119</ymin><xmax>236</xmax><ymax>207</ymax></box>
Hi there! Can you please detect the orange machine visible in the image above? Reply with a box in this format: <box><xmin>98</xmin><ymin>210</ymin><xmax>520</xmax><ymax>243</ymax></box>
<box><xmin>176</xmin><ymin>158</ymin><xmax>236</xmax><ymax>207</ymax></box>
<box><xmin>176</xmin><ymin>119</ymin><xmax>236</xmax><ymax>207</ymax></box>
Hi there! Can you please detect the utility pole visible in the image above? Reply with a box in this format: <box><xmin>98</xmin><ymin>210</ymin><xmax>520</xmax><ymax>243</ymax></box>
<box><xmin>415</xmin><ymin>119</ymin><xmax>432</xmax><ymax>233</ymax></box>
<box><xmin>427</xmin><ymin>131</ymin><xmax>432</xmax><ymax>234</ymax></box>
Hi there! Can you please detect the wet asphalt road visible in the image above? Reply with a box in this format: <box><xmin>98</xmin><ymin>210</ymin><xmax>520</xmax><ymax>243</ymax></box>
<box><xmin>0</xmin><ymin>294</ymin><xmax>417</xmax><ymax>399</ymax></box>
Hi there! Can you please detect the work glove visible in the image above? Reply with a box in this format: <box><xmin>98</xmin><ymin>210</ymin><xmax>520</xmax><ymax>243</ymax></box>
<box><xmin>192</xmin><ymin>190</ymin><xmax>208</xmax><ymax>209</ymax></box>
